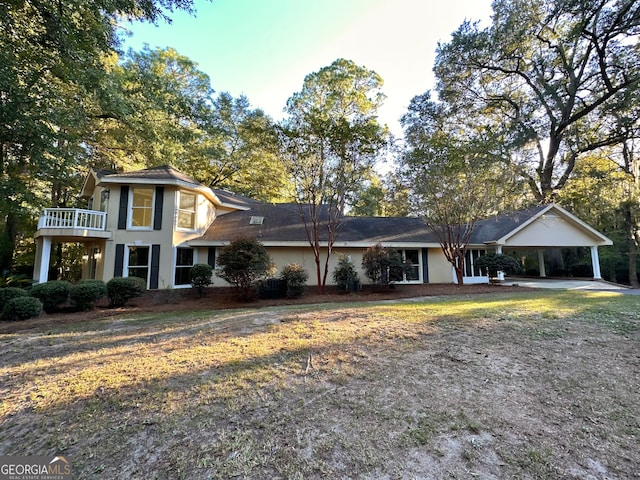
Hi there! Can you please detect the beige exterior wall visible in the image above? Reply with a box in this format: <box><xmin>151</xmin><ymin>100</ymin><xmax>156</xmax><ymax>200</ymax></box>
<box><xmin>101</xmin><ymin>184</ymin><xmax>212</xmax><ymax>288</ymax></box>
<box><xmin>506</xmin><ymin>214</ymin><xmax>601</xmax><ymax>247</ymax></box>
<box><xmin>427</xmin><ymin>248</ymin><xmax>453</xmax><ymax>283</ymax></box>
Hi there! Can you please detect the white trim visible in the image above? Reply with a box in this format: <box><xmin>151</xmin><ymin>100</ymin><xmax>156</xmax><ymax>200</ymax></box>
<box><xmin>128</xmin><ymin>186</ymin><xmax>155</xmax><ymax>230</ymax></box>
<box><xmin>175</xmin><ymin>190</ymin><xmax>198</xmax><ymax>232</ymax></box>
<box><xmin>124</xmin><ymin>244</ymin><xmax>151</xmax><ymax>287</ymax></box>
<box><xmin>173</xmin><ymin>246</ymin><xmax>195</xmax><ymax>287</ymax></box>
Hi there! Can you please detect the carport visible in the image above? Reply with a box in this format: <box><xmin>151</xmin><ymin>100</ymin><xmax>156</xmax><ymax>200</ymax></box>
<box><xmin>474</xmin><ymin>204</ymin><xmax>613</xmax><ymax>280</ymax></box>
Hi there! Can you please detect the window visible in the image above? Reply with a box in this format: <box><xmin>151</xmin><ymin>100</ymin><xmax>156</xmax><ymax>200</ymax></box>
<box><xmin>99</xmin><ymin>189</ymin><xmax>109</xmax><ymax>212</ymax></box>
<box><xmin>389</xmin><ymin>249</ymin><xmax>421</xmax><ymax>283</ymax></box>
<box><xmin>464</xmin><ymin>249</ymin><xmax>487</xmax><ymax>277</ymax></box>
<box><xmin>178</xmin><ymin>191</ymin><xmax>196</xmax><ymax>230</ymax></box>
<box><xmin>130</xmin><ymin>187</ymin><xmax>154</xmax><ymax>228</ymax></box>
<box><xmin>127</xmin><ymin>246</ymin><xmax>149</xmax><ymax>285</ymax></box>
<box><xmin>174</xmin><ymin>248</ymin><xmax>194</xmax><ymax>286</ymax></box>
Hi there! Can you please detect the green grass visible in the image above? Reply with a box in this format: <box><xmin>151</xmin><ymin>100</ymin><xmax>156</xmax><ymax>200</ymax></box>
<box><xmin>1</xmin><ymin>290</ymin><xmax>639</xmax><ymax>479</ymax></box>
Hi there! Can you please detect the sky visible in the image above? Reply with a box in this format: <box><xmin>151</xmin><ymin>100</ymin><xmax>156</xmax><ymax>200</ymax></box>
<box><xmin>122</xmin><ymin>0</ymin><xmax>493</xmax><ymax>137</ymax></box>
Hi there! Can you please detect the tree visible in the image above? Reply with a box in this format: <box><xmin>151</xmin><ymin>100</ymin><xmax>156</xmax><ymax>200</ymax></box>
<box><xmin>557</xmin><ymin>152</ymin><xmax>638</xmax><ymax>285</ymax></box>
<box><xmin>280</xmin><ymin>58</ymin><xmax>388</xmax><ymax>293</ymax></box>
<box><xmin>433</xmin><ymin>0</ymin><xmax>640</xmax><ymax>202</ymax></box>
<box><xmin>201</xmin><ymin>93</ymin><xmax>291</xmax><ymax>202</ymax></box>
<box><xmin>215</xmin><ymin>237</ymin><xmax>275</xmax><ymax>300</ymax></box>
<box><xmin>90</xmin><ymin>46</ymin><xmax>215</xmax><ymax>173</ymax></box>
<box><xmin>361</xmin><ymin>244</ymin><xmax>403</xmax><ymax>288</ymax></box>
<box><xmin>401</xmin><ymin>94</ymin><xmax>520</xmax><ymax>285</ymax></box>
<box><xmin>0</xmin><ymin>0</ymin><xmax>198</xmax><ymax>271</ymax></box>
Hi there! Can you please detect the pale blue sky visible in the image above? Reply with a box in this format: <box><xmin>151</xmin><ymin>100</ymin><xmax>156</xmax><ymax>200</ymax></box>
<box><xmin>122</xmin><ymin>0</ymin><xmax>493</xmax><ymax>136</ymax></box>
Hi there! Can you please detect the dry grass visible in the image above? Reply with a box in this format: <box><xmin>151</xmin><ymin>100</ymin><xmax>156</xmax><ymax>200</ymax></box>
<box><xmin>1</xmin><ymin>290</ymin><xmax>639</xmax><ymax>479</ymax></box>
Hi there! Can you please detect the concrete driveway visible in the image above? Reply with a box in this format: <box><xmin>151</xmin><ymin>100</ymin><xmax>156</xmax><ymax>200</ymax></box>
<box><xmin>505</xmin><ymin>277</ymin><xmax>640</xmax><ymax>295</ymax></box>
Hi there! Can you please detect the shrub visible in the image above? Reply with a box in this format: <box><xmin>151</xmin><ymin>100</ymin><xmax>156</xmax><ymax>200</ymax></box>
<box><xmin>29</xmin><ymin>280</ymin><xmax>71</xmax><ymax>313</ymax></box>
<box><xmin>107</xmin><ymin>276</ymin><xmax>147</xmax><ymax>307</ymax></box>
<box><xmin>281</xmin><ymin>263</ymin><xmax>309</xmax><ymax>298</ymax></box>
<box><xmin>69</xmin><ymin>280</ymin><xmax>107</xmax><ymax>311</ymax></box>
<box><xmin>190</xmin><ymin>263</ymin><xmax>213</xmax><ymax>296</ymax></box>
<box><xmin>216</xmin><ymin>237</ymin><xmax>275</xmax><ymax>300</ymax></box>
<box><xmin>0</xmin><ymin>287</ymin><xmax>28</xmax><ymax>305</ymax></box>
<box><xmin>475</xmin><ymin>254</ymin><xmax>522</xmax><ymax>279</ymax></box>
<box><xmin>332</xmin><ymin>255</ymin><xmax>360</xmax><ymax>291</ymax></box>
<box><xmin>3</xmin><ymin>296</ymin><xmax>43</xmax><ymax>321</ymax></box>
<box><xmin>362</xmin><ymin>244</ymin><xmax>403</xmax><ymax>287</ymax></box>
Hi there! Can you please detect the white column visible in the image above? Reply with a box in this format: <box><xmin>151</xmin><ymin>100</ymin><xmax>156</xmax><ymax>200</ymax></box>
<box><xmin>590</xmin><ymin>246</ymin><xmax>603</xmax><ymax>280</ymax></box>
<box><xmin>496</xmin><ymin>245</ymin><xmax>505</xmax><ymax>281</ymax></box>
<box><xmin>538</xmin><ymin>250</ymin><xmax>547</xmax><ymax>277</ymax></box>
<box><xmin>35</xmin><ymin>237</ymin><xmax>52</xmax><ymax>284</ymax></box>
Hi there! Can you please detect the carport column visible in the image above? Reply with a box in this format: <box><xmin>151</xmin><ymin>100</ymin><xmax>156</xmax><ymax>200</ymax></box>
<box><xmin>34</xmin><ymin>236</ymin><xmax>51</xmax><ymax>284</ymax></box>
<box><xmin>538</xmin><ymin>250</ymin><xmax>547</xmax><ymax>277</ymax></box>
<box><xmin>590</xmin><ymin>246</ymin><xmax>603</xmax><ymax>280</ymax></box>
<box><xmin>496</xmin><ymin>245</ymin><xmax>505</xmax><ymax>281</ymax></box>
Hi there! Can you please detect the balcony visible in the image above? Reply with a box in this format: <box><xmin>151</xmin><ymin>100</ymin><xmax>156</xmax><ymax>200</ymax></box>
<box><xmin>36</xmin><ymin>208</ymin><xmax>111</xmax><ymax>240</ymax></box>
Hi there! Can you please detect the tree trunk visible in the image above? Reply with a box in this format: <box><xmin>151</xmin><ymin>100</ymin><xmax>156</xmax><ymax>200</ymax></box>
<box><xmin>0</xmin><ymin>211</ymin><xmax>17</xmax><ymax>272</ymax></box>
<box><xmin>622</xmin><ymin>202</ymin><xmax>640</xmax><ymax>288</ymax></box>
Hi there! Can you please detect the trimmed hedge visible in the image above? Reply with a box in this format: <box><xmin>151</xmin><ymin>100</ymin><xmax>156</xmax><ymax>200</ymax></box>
<box><xmin>3</xmin><ymin>296</ymin><xmax>43</xmax><ymax>321</ymax></box>
<box><xmin>107</xmin><ymin>276</ymin><xmax>147</xmax><ymax>307</ymax></box>
<box><xmin>281</xmin><ymin>263</ymin><xmax>309</xmax><ymax>298</ymax></box>
<box><xmin>29</xmin><ymin>280</ymin><xmax>71</xmax><ymax>313</ymax></box>
<box><xmin>69</xmin><ymin>280</ymin><xmax>107</xmax><ymax>311</ymax></box>
<box><xmin>190</xmin><ymin>263</ymin><xmax>213</xmax><ymax>296</ymax></box>
<box><xmin>0</xmin><ymin>287</ymin><xmax>28</xmax><ymax>305</ymax></box>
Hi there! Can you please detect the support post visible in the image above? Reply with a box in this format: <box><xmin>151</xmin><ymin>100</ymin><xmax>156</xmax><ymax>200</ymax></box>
<box><xmin>590</xmin><ymin>246</ymin><xmax>603</xmax><ymax>280</ymax></box>
<box><xmin>538</xmin><ymin>250</ymin><xmax>547</xmax><ymax>278</ymax></box>
<box><xmin>496</xmin><ymin>245</ymin><xmax>505</xmax><ymax>281</ymax></box>
<box><xmin>33</xmin><ymin>236</ymin><xmax>52</xmax><ymax>284</ymax></box>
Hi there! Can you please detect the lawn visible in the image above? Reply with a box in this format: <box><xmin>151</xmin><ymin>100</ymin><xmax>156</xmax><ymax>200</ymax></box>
<box><xmin>1</xmin><ymin>290</ymin><xmax>639</xmax><ymax>479</ymax></box>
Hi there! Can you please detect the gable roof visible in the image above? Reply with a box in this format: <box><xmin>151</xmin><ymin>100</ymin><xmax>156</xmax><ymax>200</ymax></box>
<box><xmin>473</xmin><ymin>204</ymin><xmax>612</xmax><ymax>246</ymax></box>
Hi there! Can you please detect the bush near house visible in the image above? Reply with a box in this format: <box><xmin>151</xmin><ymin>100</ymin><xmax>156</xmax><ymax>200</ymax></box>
<box><xmin>362</xmin><ymin>244</ymin><xmax>403</xmax><ymax>288</ymax></box>
<box><xmin>333</xmin><ymin>255</ymin><xmax>360</xmax><ymax>292</ymax></box>
<box><xmin>281</xmin><ymin>263</ymin><xmax>309</xmax><ymax>298</ymax></box>
<box><xmin>189</xmin><ymin>264</ymin><xmax>213</xmax><ymax>297</ymax></box>
<box><xmin>2</xmin><ymin>296</ymin><xmax>43</xmax><ymax>321</ymax></box>
<box><xmin>0</xmin><ymin>287</ymin><xmax>28</xmax><ymax>305</ymax></box>
<box><xmin>69</xmin><ymin>280</ymin><xmax>107</xmax><ymax>311</ymax></box>
<box><xmin>476</xmin><ymin>254</ymin><xmax>522</xmax><ymax>279</ymax></box>
<box><xmin>107</xmin><ymin>277</ymin><xmax>147</xmax><ymax>307</ymax></box>
<box><xmin>216</xmin><ymin>237</ymin><xmax>275</xmax><ymax>300</ymax></box>
<box><xmin>29</xmin><ymin>280</ymin><xmax>72</xmax><ymax>313</ymax></box>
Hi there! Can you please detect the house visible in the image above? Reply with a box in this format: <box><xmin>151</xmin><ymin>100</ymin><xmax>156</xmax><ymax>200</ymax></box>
<box><xmin>32</xmin><ymin>165</ymin><xmax>613</xmax><ymax>288</ymax></box>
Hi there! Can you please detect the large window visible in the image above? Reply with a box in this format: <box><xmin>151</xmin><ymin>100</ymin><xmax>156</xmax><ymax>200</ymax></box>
<box><xmin>130</xmin><ymin>187</ymin><xmax>154</xmax><ymax>228</ymax></box>
<box><xmin>464</xmin><ymin>249</ymin><xmax>487</xmax><ymax>277</ymax></box>
<box><xmin>174</xmin><ymin>248</ymin><xmax>194</xmax><ymax>286</ymax></box>
<box><xmin>127</xmin><ymin>246</ymin><xmax>149</xmax><ymax>284</ymax></box>
<box><xmin>177</xmin><ymin>191</ymin><xmax>196</xmax><ymax>230</ymax></box>
<box><xmin>389</xmin><ymin>249</ymin><xmax>420</xmax><ymax>283</ymax></box>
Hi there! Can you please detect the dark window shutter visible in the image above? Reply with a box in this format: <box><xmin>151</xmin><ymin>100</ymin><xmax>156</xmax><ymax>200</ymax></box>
<box><xmin>117</xmin><ymin>186</ymin><xmax>129</xmax><ymax>230</ymax></box>
<box><xmin>114</xmin><ymin>244</ymin><xmax>125</xmax><ymax>277</ymax></box>
<box><xmin>422</xmin><ymin>249</ymin><xmax>429</xmax><ymax>284</ymax></box>
<box><xmin>153</xmin><ymin>187</ymin><xmax>164</xmax><ymax>230</ymax></box>
<box><xmin>207</xmin><ymin>247</ymin><xmax>216</xmax><ymax>268</ymax></box>
<box><xmin>150</xmin><ymin>244</ymin><xmax>161</xmax><ymax>289</ymax></box>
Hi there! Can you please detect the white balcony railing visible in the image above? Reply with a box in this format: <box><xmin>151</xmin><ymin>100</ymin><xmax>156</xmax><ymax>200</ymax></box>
<box><xmin>38</xmin><ymin>208</ymin><xmax>107</xmax><ymax>231</ymax></box>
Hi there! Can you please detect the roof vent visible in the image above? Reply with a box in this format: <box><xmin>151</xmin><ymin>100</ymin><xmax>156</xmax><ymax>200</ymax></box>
<box><xmin>249</xmin><ymin>216</ymin><xmax>264</xmax><ymax>225</ymax></box>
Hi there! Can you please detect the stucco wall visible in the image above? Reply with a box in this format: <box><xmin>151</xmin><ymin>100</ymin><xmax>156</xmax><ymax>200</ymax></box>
<box><xmin>427</xmin><ymin>248</ymin><xmax>453</xmax><ymax>283</ymax></box>
<box><xmin>506</xmin><ymin>214</ymin><xmax>601</xmax><ymax>247</ymax></box>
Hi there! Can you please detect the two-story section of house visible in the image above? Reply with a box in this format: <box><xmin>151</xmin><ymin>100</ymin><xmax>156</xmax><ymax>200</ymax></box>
<box><xmin>33</xmin><ymin>165</ymin><xmax>251</xmax><ymax>289</ymax></box>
